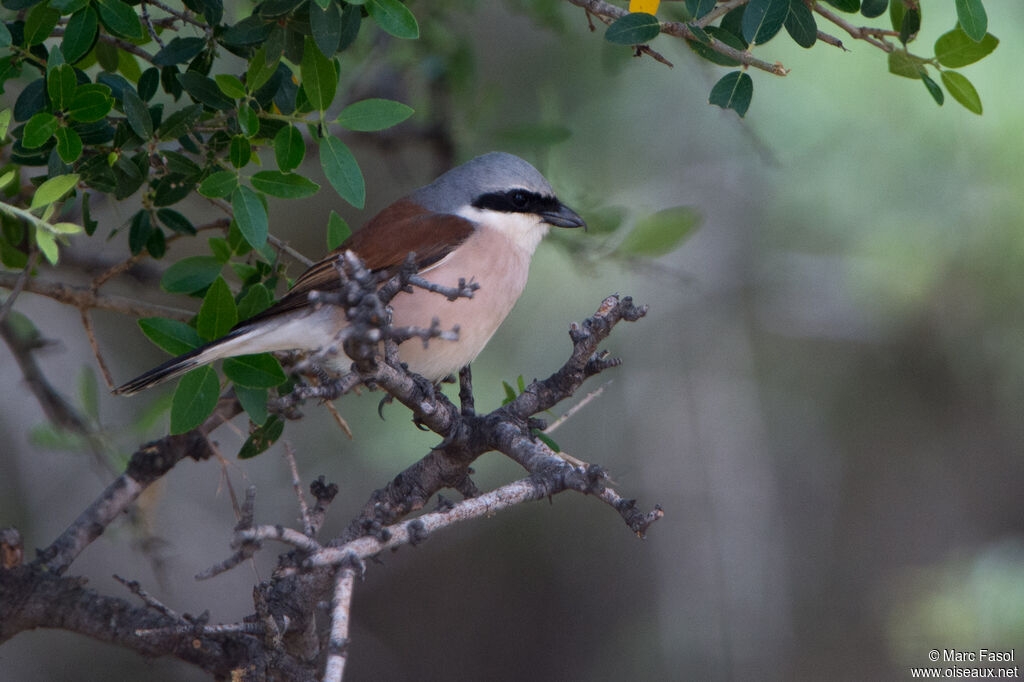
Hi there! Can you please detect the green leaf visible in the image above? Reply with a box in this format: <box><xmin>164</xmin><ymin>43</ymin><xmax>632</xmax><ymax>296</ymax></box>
<box><xmin>0</xmin><ymin>109</ymin><xmax>10</xmax><ymax>140</ymax></box>
<box><xmin>198</xmin><ymin>170</ymin><xmax>238</xmax><ymax>198</ymax></box>
<box><xmin>860</xmin><ymin>0</ymin><xmax>887</xmax><ymax>19</ymax></box>
<box><xmin>122</xmin><ymin>87</ymin><xmax>153</xmax><ymax>139</ymax></box>
<box><xmin>232</xmin><ymin>185</ymin><xmax>268</xmax><ymax>249</ymax></box>
<box><xmin>139</xmin><ymin>317</ymin><xmax>202</xmax><ymax>355</ymax></box>
<box><xmin>223</xmin><ymin>353</ymin><xmax>286</xmax><ymax>388</ymax></box>
<box><xmin>54</xmin><ymin>126</ymin><xmax>83</xmax><ymax>163</ymax></box>
<box><xmin>898</xmin><ymin>7</ymin><xmax>919</xmax><ymax>44</ymax></box>
<box><xmin>29</xmin><ymin>423</ymin><xmax>88</xmax><ymax>451</ymax></box>
<box><xmin>67</xmin><ymin>84</ymin><xmax>113</xmax><ymax>122</ymax></box>
<box><xmin>156</xmin><ymin>208</ymin><xmax>196</xmax><ymax>235</ymax></box>
<box><xmin>23</xmin><ymin>112</ymin><xmax>58</xmax><ymax>148</ymax></box>
<box><xmin>78</xmin><ymin>367</ymin><xmax>99</xmax><ymax>422</ymax></box>
<box><xmin>274</xmin><ymin>124</ymin><xmax>304</xmax><ymax>172</ymax></box>
<box><xmin>24</xmin><ymin>3</ymin><xmax>60</xmax><ymax>46</ymax></box>
<box><xmin>153</xmin><ymin>37</ymin><xmax>206</xmax><ymax>67</ymax></box>
<box><xmin>236</xmin><ymin>283</ymin><xmax>272</xmax><ymax>320</ymax></box>
<box><xmin>319</xmin><ymin>135</ymin><xmax>365</xmax><ymax>209</ymax></box>
<box><xmin>784</xmin><ymin>0</ymin><xmax>816</xmax><ymax>48</ymax></box>
<box><xmin>616</xmin><ymin>206</ymin><xmax>700</xmax><ymax>257</ymax></box>
<box><xmin>708</xmin><ymin>71</ymin><xmax>753</xmax><ymax>117</ymax></box>
<box><xmin>156</xmin><ymin>103</ymin><xmax>202</xmax><ymax>139</ymax></box>
<box><xmin>502</xmin><ymin>381</ymin><xmax>517</xmax><ymax>405</ymax></box>
<box><xmin>34</xmin><ymin>227</ymin><xmax>59</xmax><ymax>264</ymax></box>
<box><xmin>214</xmin><ymin>73</ymin><xmax>246</xmax><ymax>99</ymax></box>
<box><xmin>128</xmin><ymin>209</ymin><xmax>152</xmax><ymax>255</ymax></box>
<box><xmin>229</xmin><ymin>135</ymin><xmax>251</xmax><ymax>168</ymax></box>
<box><xmin>138</xmin><ymin>67</ymin><xmax>160</xmax><ymax>101</ymax></box>
<box><xmin>339</xmin><ymin>3</ymin><xmax>362</xmax><ymax>50</ymax></box>
<box><xmin>311</xmin><ymin>1</ymin><xmax>341</xmax><ymax>57</ymax></box>
<box><xmin>823</xmin><ymin>0</ymin><xmax>858</xmax><ymax>12</ymax></box>
<box><xmin>47</xmin><ymin>64</ymin><xmax>77</xmax><ymax>110</ymax></box>
<box><xmin>934</xmin><ymin>28</ymin><xmax>998</xmax><ymax>68</ymax></box>
<box><xmin>742</xmin><ymin>0</ymin><xmax>788</xmax><ymax>45</ymax></box>
<box><xmin>160</xmin><ymin>255</ymin><xmax>223</xmax><ymax>293</ymax></box>
<box><xmin>941</xmin><ymin>70</ymin><xmax>982</xmax><ymax>115</ymax></box>
<box><xmin>605</xmin><ymin>12</ymin><xmax>660</xmax><ymax>45</ymax></box>
<box><xmin>686</xmin><ymin>26</ymin><xmax>744</xmax><ymax>66</ymax></box>
<box><xmin>920</xmin><ymin>71</ymin><xmax>944</xmax><ymax>106</ymax></box>
<box><xmin>0</xmin><ymin>21</ymin><xmax>11</xmax><ymax>49</ymax></box>
<box><xmin>887</xmin><ymin>50</ymin><xmax>923</xmax><ymax>79</ymax></box>
<box><xmin>326</xmin><ymin>210</ymin><xmax>350</xmax><ymax>249</ymax></box>
<box><xmin>95</xmin><ymin>0</ymin><xmax>144</xmax><ymax>39</ymax></box>
<box><xmin>95</xmin><ymin>40</ymin><xmax>119</xmax><ymax>72</ymax></box>
<box><xmin>206</xmin><ymin>236</ymin><xmax>230</xmax><ymax>264</ymax></box>
<box><xmin>237</xmin><ymin>103</ymin><xmax>260</xmax><ymax>137</ymax></box>
<box><xmin>31</xmin><ymin>173</ymin><xmax>79</xmax><ymax>208</ymax></box>
<box><xmin>235</xmin><ymin>385</ymin><xmax>269</xmax><ymax>426</ymax></box>
<box><xmin>336</xmin><ymin>98</ymin><xmax>414</xmax><ymax>132</ymax></box>
<box><xmin>300</xmin><ymin>36</ymin><xmax>337</xmax><ymax>111</ymax></box>
<box><xmin>685</xmin><ymin>0</ymin><xmax>715</xmax><ymax>20</ymax></box>
<box><xmin>955</xmin><ymin>0</ymin><xmax>986</xmax><ymax>42</ymax></box>
<box><xmin>197</xmin><ymin>276</ymin><xmax>237</xmax><ymax>340</ymax></box>
<box><xmin>152</xmin><ymin>174</ymin><xmax>194</xmax><ymax>207</ymax></box>
<box><xmin>177</xmin><ymin>72</ymin><xmax>235</xmax><ymax>111</ymax></box>
<box><xmin>170</xmin><ymin>366</ymin><xmax>220</xmax><ymax>434</ymax></box>
<box><xmin>247</xmin><ymin>46</ymin><xmax>280</xmax><ymax>92</ymax></box>
<box><xmin>50</xmin><ymin>0</ymin><xmax>89</xmax><ymax>12</ymax></box>
<box><xmin>237</xmin><ymin>414</ymin><xmax>284</xmax><ymax>458</ymax></box>
<box><xmin>250</xmin><ymin>170</ymin><xmax>319</xmax><ymax>198</ymax></box>
<box><xmin>147</xmin><ymin>225</ymin><xmax>167</xmax><ymax>259</ymax></box>
<box><xmin>62</xmin><ymin>7</ymin><xmax>98</xmax><ymax>63</ymax></box>
<box><xmin>367</xmin><ymin>0</ymin><xmax>419</xmax><ymax>39</ymax></box>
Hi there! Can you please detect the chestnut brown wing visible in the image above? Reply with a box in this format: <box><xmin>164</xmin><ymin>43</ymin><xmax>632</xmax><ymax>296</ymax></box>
<box><xmin>237</xmin><ymin>199</ymin><xmax>475</xmax><ymax>326</ymax></box>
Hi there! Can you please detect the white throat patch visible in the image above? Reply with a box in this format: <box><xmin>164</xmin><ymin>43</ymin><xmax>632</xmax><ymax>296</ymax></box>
<box><xmin>454</xmin><ymin>205</ymin><xmax>550</xmax><ymax>256</ymax></box>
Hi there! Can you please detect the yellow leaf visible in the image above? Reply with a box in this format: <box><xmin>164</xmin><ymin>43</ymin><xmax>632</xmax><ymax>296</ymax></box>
<box><xmin>629</xmin><ymin>0</ymin><xmax>660</xmax><ymax>14</ymax></box>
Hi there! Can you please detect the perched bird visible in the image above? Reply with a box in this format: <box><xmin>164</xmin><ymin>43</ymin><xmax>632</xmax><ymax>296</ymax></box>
<box><xmin>114</xmin><ymin>152</ymin><xmax>585</xmax><ymax>395</ymax></box>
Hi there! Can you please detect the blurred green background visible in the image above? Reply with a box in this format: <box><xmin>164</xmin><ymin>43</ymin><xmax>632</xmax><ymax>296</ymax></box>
<box><xmin>3</xmin><ymin>1</ymin><xmax>1024</xmax><ymax>680</ymax></box>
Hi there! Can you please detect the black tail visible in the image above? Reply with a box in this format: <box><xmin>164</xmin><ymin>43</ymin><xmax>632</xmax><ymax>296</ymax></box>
<box><xmin>113</xmin><ymin>341</ymin><xmax>216</xmax><ymax>395</ymax></box>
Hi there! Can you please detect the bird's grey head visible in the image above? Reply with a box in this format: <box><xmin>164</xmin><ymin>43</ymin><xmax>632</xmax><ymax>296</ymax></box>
<box><xmin>411</xmin><ymin>152</ymin><xmax>585</xmax><ymax>229</ymax></box>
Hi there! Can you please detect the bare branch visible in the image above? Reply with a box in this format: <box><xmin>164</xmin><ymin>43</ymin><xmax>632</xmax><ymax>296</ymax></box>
<box><xmin>564</xmin><ymin>0</ymin><xmax>790</xmax><ymax>76</ymax></box>
<box><xmin>0</xmin><ymin>271</ymin><xmax>194</xmax><ymax>321</ymax></box>
<box><xmin>323</xmin><ymin>567</ymin><xmax>356</xmax><ymax>682</ymax></box>
<box><xmin>38</xmin><ymin>397</ymin><xmax>241</xmax><ymax>575</ymax></box>
<box><xmin>813</xmin><ymin>1</ymin><xmax>893</xmax><ymax>52</ymax></box>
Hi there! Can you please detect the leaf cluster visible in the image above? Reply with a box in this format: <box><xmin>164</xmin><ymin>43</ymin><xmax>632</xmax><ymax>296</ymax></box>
<box><xmin>0</xmin><ymin>0</ymin><xmax>418</xmax><ymax>438</ymax></box>
<box><xmin>600</xmin><ymin>0</ymin><xmax>997</xmax><ymax>117</ymax></box>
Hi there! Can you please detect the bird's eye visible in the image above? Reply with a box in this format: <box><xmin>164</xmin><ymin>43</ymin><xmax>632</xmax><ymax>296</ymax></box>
<box><xmin>510</xmin><ymin>191</ymin><xmax>529</xmax><ymax>209</ymax></box>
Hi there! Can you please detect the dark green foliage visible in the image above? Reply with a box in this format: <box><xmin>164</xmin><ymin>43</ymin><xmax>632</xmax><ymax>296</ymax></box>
<box><xmin>0</xmin><ymin>0</ymin><xmax>998</xmax><ymax>448</ymax></box>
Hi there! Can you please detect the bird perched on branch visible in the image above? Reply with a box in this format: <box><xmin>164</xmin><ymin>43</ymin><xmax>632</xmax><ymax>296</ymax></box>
<box><xmin>114</xmin><ymin>152</ymin><xmax>585</xmax><ymax>395</ymax></box>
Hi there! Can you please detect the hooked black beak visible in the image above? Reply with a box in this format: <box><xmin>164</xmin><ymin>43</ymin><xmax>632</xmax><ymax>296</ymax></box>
<box><xmin>541</xmin><ymin>203</ymin><xmax>586</xmax><ymax>230</ymax></box>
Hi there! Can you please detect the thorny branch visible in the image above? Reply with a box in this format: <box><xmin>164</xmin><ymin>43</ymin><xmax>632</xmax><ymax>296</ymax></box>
<box><xmin>2</xmin><ymin>249</ymin><xmax>660</xmax><ymax>681</ymax></box>
<box><xmin>566</xmin><ymin>0</ymin><xmax>911</xmax><ymax>77</ymax></box>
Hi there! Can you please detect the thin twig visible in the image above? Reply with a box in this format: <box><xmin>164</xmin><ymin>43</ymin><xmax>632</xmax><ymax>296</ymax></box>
<box><xmin>145</xmin><ymin>0</ymin><xmax>209</xmax><ymax>29</ymax></box>
<box><xmin>0</xmin><ymin>250</ymin><xmax>39</xmax><ymax>325</ymax></box>
<box><xmin>284</xmin><ymin>442</ymin><xmax>314</xmax><ymax>537</ymax></box>
<box><xmin>80</xmin><ymin>309</ymin><xmax>116</xmax><ymax>389</ymax></box>
<box><xmin>694</xmin><ymin>0</ymin><xmax>747</xmax><ymax>28</ymax></box>
<box><xmin>544</xmin><ymin>382</ymin><xmax>609</xmax><ymax>435</ymax></box>
<box><xmin>114</xmin><ymin>574</ymin><xmax>181</xmax><ymax>621</ymax></box>
<box><xmin>0</xmin><ymin>271</ymin><xmax>194</xmax><ymax>321</ymax></box>
<box><xmin>323</xmin><ymin>400</ymin><xmax>354</xmax><ymax>439</ymax></box>
<box><xmin>565</xmin><ymin>0</ymin><xmax>789</xmax><ymax>76</ymax></box>
<box><xmin>812</xmin><ymin>1</ymin><xmax>892</xmax><ymax>51</ymax></box>
<box><xmin>139</xmin><ymin>0</ymin><xmax>166</xmax><ymax>48</ymax></box>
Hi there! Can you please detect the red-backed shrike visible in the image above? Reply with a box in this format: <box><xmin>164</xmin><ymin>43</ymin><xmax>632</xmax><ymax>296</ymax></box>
<box><xmin>114</xmin><ymin>152</ymin><xmax>585</xmax><ymax>395</ymax></box>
